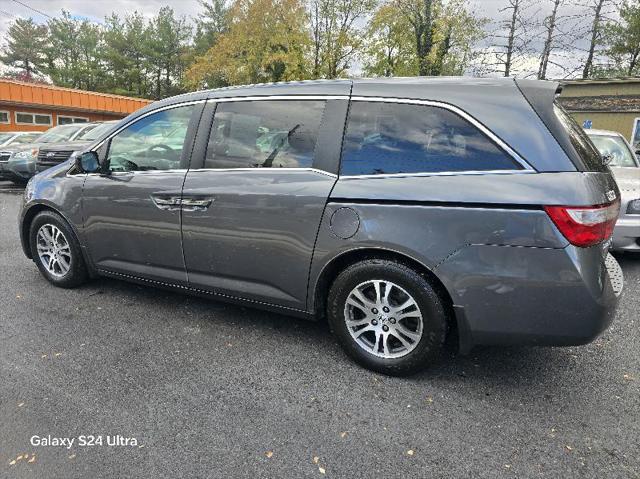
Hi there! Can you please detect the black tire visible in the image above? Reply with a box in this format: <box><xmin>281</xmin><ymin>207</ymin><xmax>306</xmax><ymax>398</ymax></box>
<box><xmin>327</xmin><ymin>259</ymin><xmax>448</xmax><ymax>376</ymax></box>
<box><xmin>29</xmin><ymin>210</ymin><xmax>88</xmax><ymax>288</ymax></box>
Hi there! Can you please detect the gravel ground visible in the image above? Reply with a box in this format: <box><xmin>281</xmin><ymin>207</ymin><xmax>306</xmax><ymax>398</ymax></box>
<box><xmin>1</xmin><ymin>182</ymin><xmax>638</xmax><ymax>478</ymax></box>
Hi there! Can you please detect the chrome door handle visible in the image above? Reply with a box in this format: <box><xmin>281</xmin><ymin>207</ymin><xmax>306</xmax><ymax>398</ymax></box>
<box><xmin>151</xmin><ymin>195</ymin><xmax>182</xmax><ymax>211</ymax></box>
<box><xmin>181</xmin><ymin>197</ymin><xmax>213</xmax><ymax>212</ymax></box>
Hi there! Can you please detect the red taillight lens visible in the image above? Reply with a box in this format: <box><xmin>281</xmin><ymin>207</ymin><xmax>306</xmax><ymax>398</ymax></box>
<box><xmin>544</xmin><ymin>201</ymin><xmax>620</xmax><ymax>248</ymax></box>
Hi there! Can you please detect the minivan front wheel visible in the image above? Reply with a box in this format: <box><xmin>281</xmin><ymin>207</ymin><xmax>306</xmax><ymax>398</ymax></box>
<box><xmin>29</xmin><ymin>210</ymin><xmax>88</xmax><ymax>288</ymax></box>
<box><xmin>328</xmin><ymin>259</ymin><xmax>447</xmax><ymax>375</ymax></box>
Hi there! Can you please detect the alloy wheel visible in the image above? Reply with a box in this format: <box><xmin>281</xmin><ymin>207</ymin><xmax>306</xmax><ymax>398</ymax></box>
<box><xmin>344</xmin><ymin>280</ymin><xmax>424</xmax><ymax>359</ymax></box>
<box><xmin>36</xmin><ymin>224</ymin><xmax>72</xmax><ymax>278</ymax></box>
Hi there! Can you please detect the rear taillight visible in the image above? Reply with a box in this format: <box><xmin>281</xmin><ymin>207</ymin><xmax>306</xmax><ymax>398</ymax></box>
<box><xmin>544</xmin><ymin>200</ymin><xmax>620</xmax><ymax>248</ymax></box>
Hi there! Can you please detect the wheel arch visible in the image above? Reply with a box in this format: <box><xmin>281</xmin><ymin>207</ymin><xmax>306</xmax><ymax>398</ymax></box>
<box><xmin>21</xmin><ymin>203</ymin><xmax>83</xmax><ymax>261</ymax></box>
<box><xmin>312</xmin><ymin>247</ymin><xmax>459</xmax><ymax>343</ymax></box>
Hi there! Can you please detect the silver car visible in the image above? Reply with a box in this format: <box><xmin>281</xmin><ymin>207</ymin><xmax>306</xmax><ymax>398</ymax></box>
<box><xmin>586</xmin><ymin>129</ymin><xmax>640</xmax><ymax>252</ymax></box>
<box><xmin>19</xmin><ymin>78</ymin><xmax>623</xmax><ymax>375</ymax></box>
<box><xmin>1</xmin><ymin>123</ymin><xmax>97</xmax><ymax>184</ymax></box>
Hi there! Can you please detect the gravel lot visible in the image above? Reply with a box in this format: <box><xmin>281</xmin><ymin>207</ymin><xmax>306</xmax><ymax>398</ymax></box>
<box><xmin>1</xmin><ymin>181</ymin><xmax>639</xmax><ymax>478</ymax></box>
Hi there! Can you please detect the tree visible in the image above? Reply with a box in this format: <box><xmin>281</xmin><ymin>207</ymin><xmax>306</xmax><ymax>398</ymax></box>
<box><xmin>538</xmin><ymin>0</ymin><xmax>563</xmax><ymax>79</ymax></box>
<box><xmin>582</xmin><ymin>0</ymin><xmax>609</xmax><ymax>78</ymax></box>
<box><xmin>394</xmin><ymin>0</ymin><xmax>439</xmax><ymax>76</ymax></box>
<box><xmin>364</xmin><ymin>0</ymin><xmax>485</xmax><ymax>77</ymax></box>
<box><xmin>603</xmin><ymin>0</ymin><xmax>640</xmax><ymax>76</ymax></box>
<box><xmin>431</xmin><ymin>0</ymin><xmax>487</xmax><ymax>76</ymax></box>
<box><xmin>103</xmin><ymin>12</ymin><xmax>152</xmax><ymax>97</ymax></box>
<box><xmin>194</xmin><ymin>0</ymin><xmax>229</xmax><ymax>55</ymax></box>
<box><xmin>147</xmin><ymin>7</ymin><xmax>192</xmax><ymax>99</ymax></box>
<box><xmin>0</xmin><ymin>18</ymin><xmax>48</xmax><ymax>77</ymax></box>
<box><xmin>46</xmin><ymin>12</ymin><xmax>104</xmax><ymax>91</ymax></box>
<box><xmin>363</xmin><ymin>4</ymin><xmax>416</xmax><ymax>76</ymax></box>
<box><xmin>309</xmin><ymin>0</ymin><xmax>375</xmax><ymax>78</ymax></box>
<box><xmin>185</xmin><ymin>0</ymin><xmax>311</xmax><ymax>88</ymax></box>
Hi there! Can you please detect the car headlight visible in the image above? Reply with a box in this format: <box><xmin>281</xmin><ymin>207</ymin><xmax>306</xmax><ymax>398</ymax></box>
<box><xmin>627</xmin><ymin>199</ymin><xmax>640</xmax><ymax>214</ymax></box>
<box><xmin>12</xmin><ymin>148</ymin><xmax>38</xmax><ymax>160</ymax></box>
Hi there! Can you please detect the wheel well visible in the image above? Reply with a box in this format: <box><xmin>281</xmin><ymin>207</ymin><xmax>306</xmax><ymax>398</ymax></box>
<box><xmin>313</xmin><ymin>248</ymin><xmax>456</xmax><ymax>335</ymax></box>
<box><xmin>21</xmin><ymin>204</ymin><xmax>60</xmax><ymax>259</ymax></box>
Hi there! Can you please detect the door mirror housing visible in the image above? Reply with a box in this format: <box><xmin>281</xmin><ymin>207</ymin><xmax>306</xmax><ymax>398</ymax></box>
<box><xmin>76</xmin><ymin>151</ymin><xmax>101</xmax><ymax>173</ymax></box>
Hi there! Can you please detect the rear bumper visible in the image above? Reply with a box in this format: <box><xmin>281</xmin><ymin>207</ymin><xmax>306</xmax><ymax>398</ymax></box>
<box><xmin>436</xmin><ymin>244</ymin><xmax>620</xmax><ymax>351</ymax></box>
<box><xmin>611</xmin><ymin>216</ymin><xmax>640</xmax><ymax>251</ymax></box>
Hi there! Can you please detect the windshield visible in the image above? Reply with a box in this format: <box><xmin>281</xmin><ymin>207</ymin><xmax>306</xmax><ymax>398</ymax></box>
<box><xmin>587</xmin><ymin>134</ymin><xmax>638</xmax><ymax>168</ymax></box>
<box><xmin>76</xmin><ymin>122</ymin><xmax>116</xmax><ymax>141</ymax></box>
<box><xmin>12</xmin><ymin>133</ymin><xmax>42</xmax><ymax>144</ymax></box>
<box><xmin>0</xmin><ymin>133</ymin><xmax>14</xmax><ymax>144</ymax></box>
<box><xmin>38</xmin><ymin>124</ymin><xmax>84</xmax><ymax>143</ymax></box>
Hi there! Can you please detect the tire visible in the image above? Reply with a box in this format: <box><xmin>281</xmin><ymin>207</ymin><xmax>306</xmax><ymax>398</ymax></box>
<box><xmin>327</xmin><ymin>259</ymin><xmax>447</xmax><ymax>376</ymax></box>
<box><xmin>29</xmin><ymin>210</ymin><xmax>88</xmax><ymax>288</ymax></box>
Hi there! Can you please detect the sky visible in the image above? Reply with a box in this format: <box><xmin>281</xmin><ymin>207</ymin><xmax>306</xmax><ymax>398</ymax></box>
<box><xmin>0</xmin><ymin>0</ymin><xmax>621</xmax><ymax>79</ymax></box>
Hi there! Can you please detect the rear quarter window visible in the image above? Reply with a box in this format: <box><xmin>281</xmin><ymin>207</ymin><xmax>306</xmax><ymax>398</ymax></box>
<box><xmin>340</xmin><ymin>101</ymin><xmax>522</xmax><ymax>176</ymax></box>
<box><xmin>553</xmin><ymin>103</ymin><xmax>607</xmax><ymax>172</ymax></box>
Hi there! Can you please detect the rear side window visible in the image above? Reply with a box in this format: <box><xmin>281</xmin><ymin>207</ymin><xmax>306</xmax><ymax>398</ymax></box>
<box><xmin>205</xmin><ymin>100</ymin><xmax>325</xmax><ymax>169</ymax></box>
<box><xmin>340</xmin><ymin>102</ymin><xmax>521</xmax><ymax>176</ymax></box>
<box><xmin>553</xmin><ymin>104</ymin><xmax>606</xmax><ymax>172</ymax></box>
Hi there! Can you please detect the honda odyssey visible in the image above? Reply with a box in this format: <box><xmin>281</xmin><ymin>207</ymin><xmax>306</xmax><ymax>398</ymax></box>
<box><xmin>19</xmin><ymin>78</ymin><xmax>623</xmax><ymax>375</ymax></box>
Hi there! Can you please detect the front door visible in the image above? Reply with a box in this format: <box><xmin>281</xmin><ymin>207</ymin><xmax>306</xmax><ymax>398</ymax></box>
<box><xmin>81</xmin><ymin>102</ymin><xmax>202</xmax><ymax>283</ymax></box>
<box><xmin>181</xmin><ymin>98</ymin><xmax>347</xmax><ymax>310</ymax></box>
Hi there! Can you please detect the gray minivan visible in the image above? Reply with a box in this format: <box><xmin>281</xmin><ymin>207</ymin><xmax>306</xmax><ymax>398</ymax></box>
<box><xmin>19</xmin><ymin>78</ymin><xmax>623</xmax><ymax>375</ymax></box>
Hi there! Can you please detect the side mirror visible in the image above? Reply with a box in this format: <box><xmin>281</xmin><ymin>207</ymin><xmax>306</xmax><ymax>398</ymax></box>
<box><xmin>601</xmin><ymin>153</ymin><xmax>614</xmax><ymax>166</ymax></box>
<box><xmin>75</xmin><ymin>151</ymin><xmax>101</xmax><ymax>173</ymax></box>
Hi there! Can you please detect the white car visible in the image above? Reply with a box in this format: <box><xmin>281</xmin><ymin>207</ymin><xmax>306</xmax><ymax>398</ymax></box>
<box><xmin>586</xmin><ymin>129</ymin><xmax>640</xmax><ymax>252</ymax></box>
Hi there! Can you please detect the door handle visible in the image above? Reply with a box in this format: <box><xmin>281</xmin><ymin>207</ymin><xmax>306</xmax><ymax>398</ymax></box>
<box><xmin>181</xmin><ymin>197</ymin><xmax>213</xmax><ymax>212</ymax></box>
<box><xmin>151</xmin><ymin>195</ymin><xmax>213</xmax><ymax>211</ymax></box>
<box><xmin>151</xmin><ymin>195</ymin><xmax>182</xmax><ymax>211</ymax></box>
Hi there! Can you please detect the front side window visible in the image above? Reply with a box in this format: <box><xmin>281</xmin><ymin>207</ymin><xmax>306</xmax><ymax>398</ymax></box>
<box><xmin>340</xmin><ymin>102</ymin><xmax>521</xmax><ymax>176</ymax></box>
<box><xmin>205</xmin><ymin>100</ymin><xmax>326</xmax><ymax>169</ymax></box>
<box><xmin>107</xmin><ymin>105</ymin><xmax>194</xmax><ymax>172</ymax></box>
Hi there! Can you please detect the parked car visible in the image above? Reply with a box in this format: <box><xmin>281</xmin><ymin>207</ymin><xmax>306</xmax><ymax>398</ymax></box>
<box><xmin>0</xmin><ymin>131</ymin><xmax>42</xmax><ymax>148</ymax></box>
<box><xmin>36</xmin><ymin>121</ymin><xmax>119</xmax><ymax>173</ymax></box>
<box><xmin>0</xmin><ymin>133</ymin><xmax>40</xmax><ymax>181</ymax></box>
<box><xmin>1</xmin><ymin>123</ymin><xmax>96</xmax><ymax>183</ymax></box>
<box><xmin>19</xmin><ymin>78</ymin><xmax>623</xmax><ymax>375</ymax></box>
<box><xmin>586</xmin><ymin>129</ymin><xmax>640</xmax><ymax>252</ymax></box>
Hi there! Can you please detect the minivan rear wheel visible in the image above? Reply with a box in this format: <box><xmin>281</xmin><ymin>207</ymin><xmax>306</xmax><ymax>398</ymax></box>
<box><xmin>327</xmin><ymin>259</ymin><xmax>447</xmax><ymax>375</ymax></box>
<box><xmin>29</xmin><ymin>210</ymin><xmax>88</xmax><ymax>288</ymax></box>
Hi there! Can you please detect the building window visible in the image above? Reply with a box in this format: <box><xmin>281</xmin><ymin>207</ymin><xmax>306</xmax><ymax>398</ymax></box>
<box><xmin>15</xmin><ymin>112</ymin><xmax>52</xmax><ymax>126</ymax></box>
<box><xmin>0</xmin><ymin>111</ymin><xmax>9</xmax><ymax>124</ymax></box>
<box><xmin>58</xmin><ymin>115</ymin><xmax>89</xmax><ymax>125</ymax></box>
